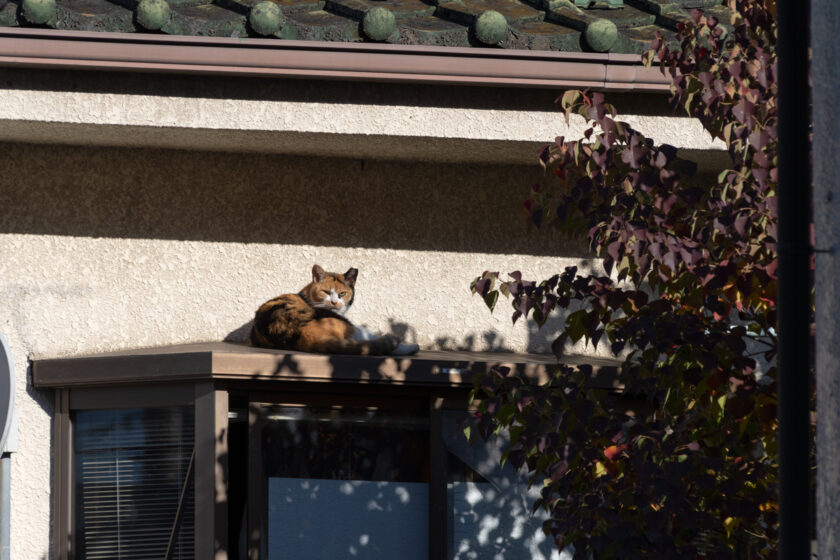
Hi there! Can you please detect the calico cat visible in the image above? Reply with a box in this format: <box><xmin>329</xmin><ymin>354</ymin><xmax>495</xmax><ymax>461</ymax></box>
<box><xmin>250</xmin><ymin>264</ymin><xmax>416</xmax><ymax>355</ymax></box>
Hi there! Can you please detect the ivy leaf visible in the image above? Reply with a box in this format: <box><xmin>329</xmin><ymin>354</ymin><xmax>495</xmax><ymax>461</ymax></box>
<box><xmin>484</xmin><ymin>290</ymin><xmax>499</xmax><ymax>312</ymax></box>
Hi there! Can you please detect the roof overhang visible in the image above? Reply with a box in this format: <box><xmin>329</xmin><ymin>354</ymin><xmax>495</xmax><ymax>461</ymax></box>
<box><xmin>31</xmin><ymin>342</ymin><xmax>623</xmax><ymax>390</ymax></box>
<box><xmin>0</xmin><ymin>27</ymin><xmax>670</xmax><ymax>91</ymax></box>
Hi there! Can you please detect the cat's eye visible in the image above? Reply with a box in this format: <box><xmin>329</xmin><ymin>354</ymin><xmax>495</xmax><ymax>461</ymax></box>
<box><xmin>339</xmin><ymin>292</ymin><xmax>347</xmax><ymax>298</ymax></box>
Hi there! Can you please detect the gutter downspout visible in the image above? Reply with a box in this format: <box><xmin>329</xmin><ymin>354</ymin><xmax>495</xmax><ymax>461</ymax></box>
<box><xmin>776</xmin><ymin>0</ymin><xmax>813</xmax><ymax>558</ymax></box>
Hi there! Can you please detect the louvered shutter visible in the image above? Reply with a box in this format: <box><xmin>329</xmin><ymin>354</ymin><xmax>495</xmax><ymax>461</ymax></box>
<box><xmin>74</xmin><ymin>406</ymin><xmax>195</xmax><ymax>560</ymax></box>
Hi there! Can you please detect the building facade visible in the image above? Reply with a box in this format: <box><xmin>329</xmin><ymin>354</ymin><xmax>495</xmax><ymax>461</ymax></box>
<box><xmin>0</xmin><ymin>1</ymin><xmax>726</xmax><ymax>557</ymax></box>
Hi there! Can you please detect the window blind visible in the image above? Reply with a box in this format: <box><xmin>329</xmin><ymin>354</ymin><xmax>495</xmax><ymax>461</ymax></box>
<box><xmin>74</xmin><ymin>406</ymin><xmax>195</xmax><ymax>560</ymax></box>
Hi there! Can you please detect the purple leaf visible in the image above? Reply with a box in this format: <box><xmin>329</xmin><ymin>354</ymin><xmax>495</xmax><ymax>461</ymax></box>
<box><xmin>659</xmin><ymin>194</ymin><xmax>678</xmax><ymax>213</ymax></box>
<box><xmin>607</xmin><ymin>241</ymin><xmax>623</xmax><ymax>262</ymax></box>
<box><xmin>753</xmin><ymin>168</ymin><xmax>769</xmax><ymax>189</ymax></box>
<box><xmin>663</xmin><ymin>249</ymin><xmax>677</xmax><ymax>271</ymax></box>
<box><xmin>749</xmin><ymin>129</ymin><xmax>769</xmax><ymax>151</ymax></box>
<box><xmin>734</xmin><ymin>215</ymin><xmax>748</xmax><ymax>237</ymax></box>
<box><xmin>732</xmin><ymin>99</ymin><xmax>756</xmax><ymax>125</ymax></box>
<box><xmin>621</xmin><ymin>146</ymin><xmax>645</xmax><ymax>169</ymax></box>
<box><xmin>650</xmin><ymin>243</ymin><xmax>664</xmax><ymax>261</ymax></box>
<box><xmin>474</xmin><ymin>278</ymin><xmax>490</xmax><ymax>296</ymax></box>
<box><xmin>766</xmin><ymin>196</ymin><xmax>778</xmax><ymax>216</ymax></box>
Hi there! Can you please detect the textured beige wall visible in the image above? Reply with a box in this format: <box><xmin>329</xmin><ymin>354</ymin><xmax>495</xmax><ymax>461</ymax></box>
<box><xmin>0</xmin><ymin>87</ymin><xmax>721</xmax><ymax>148</ymax></box>
<box><xmin>0</xmin><ymin>64</ymin><xmax>730</xmax><ymax>559</ymax></box>
<box><xmin>1</xmin><ymin>141</ymin><xmax>609</xmax><ymax>559</ymax></box>
<box><xmin>0</xmin><ymin>68</ymin><xmax>726</xmax><ymax>165</ymax></box>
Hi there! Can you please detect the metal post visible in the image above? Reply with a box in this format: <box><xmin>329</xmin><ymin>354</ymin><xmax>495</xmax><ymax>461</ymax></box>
<box><xmin>0</xmin><ymin>454</ymin><xmax>9</xmax><ymax>560</ymax></box>
<box><xmin>776</xmin><ymin>0</ymin><xmax>813</xmax><ymax>558</ymax></box>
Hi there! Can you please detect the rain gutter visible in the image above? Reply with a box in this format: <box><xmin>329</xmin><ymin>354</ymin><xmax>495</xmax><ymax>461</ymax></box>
<box><xmin>0</xmin><ymin>27</ymin><xmax>671</xmax><ymax>91</ymax></box>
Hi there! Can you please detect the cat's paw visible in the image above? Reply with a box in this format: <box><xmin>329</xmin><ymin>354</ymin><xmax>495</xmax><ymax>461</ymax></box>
<box><xmin>391</xmin><ymin>342</ymin><xmax>419</xmax><ymax>356</ymax></box>
<box><xmin>372</xmin><ymin>334</ymin><xmax>400</xmax><ymax>355</ymax></box>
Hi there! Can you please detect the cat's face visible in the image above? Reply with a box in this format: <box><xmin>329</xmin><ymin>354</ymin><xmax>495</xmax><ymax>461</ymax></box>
<box><xmin>303</xmin><ymin>264</ymin><xmax>357</xmax><ymax>315</ymax></box>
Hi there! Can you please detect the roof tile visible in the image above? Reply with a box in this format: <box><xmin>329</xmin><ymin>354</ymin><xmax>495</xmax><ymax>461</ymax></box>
<box><xmin>0</xmin><ymin>0</ymin><xmax>728</xmax><ymax>53</ymax></box>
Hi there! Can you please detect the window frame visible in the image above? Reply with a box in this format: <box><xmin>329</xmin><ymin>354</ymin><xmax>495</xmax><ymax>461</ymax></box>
<box><xmin>53</xmin><ymin>382</ymin><xmax>227</xmax><ymax>560</ymax></box>
<box><xmin>37</xmin><ymin>342</ymin><xmax>620</xmax><ymax>560</ymax></box>
<box><xmin>242</xmin><ymin>389</ymin><xmax>465</xmax><ymax>560</ymax></box>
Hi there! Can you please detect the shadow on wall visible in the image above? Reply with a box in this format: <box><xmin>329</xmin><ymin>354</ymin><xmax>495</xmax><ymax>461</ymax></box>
<box><xmin>226</xmin><ymin>320</ymin><xmax>508</xmax><ymax>352</ymax></box>
<box><xmin>226</xmin><ymin>259</ymin><xmax>603</xmax><ymax>354</ymax></box>
<box><xmin>2</xmin><ymin>66</ymin><xmax>671</xmax><ymax>114</ymax></box>
<box><xmin>0</xmin><ymin>143</ymin><xmax>588</xmax><ymax>257</ymax></box>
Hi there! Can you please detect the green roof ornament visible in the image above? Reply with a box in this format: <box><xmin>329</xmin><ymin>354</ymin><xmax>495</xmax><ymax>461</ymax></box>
<box><xmin>21</xmin><ymin>0</ymin><xmax>56</xmax><ymax>25</ymax></box>
<box><xmin>135</xmin><ymin>0</ymin><xmax>171</xmax><ymax>31</ymax></box>
<box><xmin>474</xmin><ymin>10</ymin><xmax>507</xmax><ymax>46</ymax></box>
<box><xmin>584</xmin><ymin>17</ymin><xmax>618</xmax><ymax>52</ymax></box>
<box><xmin>249</xmin><ymin>1</ymin><xmax>283</xmax><ymax>36</ymax></box>
<box><xmin>362</xmin><ymin>7</ymin><xmax>396</xmax><ymax>42</ymax></box>
<box><xmin>574</xmin><ymin>0</ymin><xmax>624</xmax><ymax>8</ymax></box>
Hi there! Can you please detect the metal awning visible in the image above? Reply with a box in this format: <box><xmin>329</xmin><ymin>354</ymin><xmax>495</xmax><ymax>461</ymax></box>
<box><xmin>32</xmin><ymin>341</ymin><xmax>622</xmax><ymax>389</ymax></box>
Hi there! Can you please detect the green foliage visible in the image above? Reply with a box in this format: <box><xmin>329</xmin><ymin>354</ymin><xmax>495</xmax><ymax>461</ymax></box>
<box><xmin>468</xmin><ymin>1</ymin><xmax>806</xmax><ymax>558</ymax></box>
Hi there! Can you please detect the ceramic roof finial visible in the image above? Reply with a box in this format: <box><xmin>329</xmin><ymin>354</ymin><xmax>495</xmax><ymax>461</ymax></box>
<box><xmin>362</xmin><ymin>7</ymin><xmax>396</xmax><ymax>42</ymax></box>
<box><xmin>249</xmin><ymin>1</ymin><xmax>283</xmax><ymax>37</ymax></box>
<box><xmin>136</xmin><ymin>0</ymin><xmax>171</xmax><ymax>32</ymax></box>
<box><xmin>21</xmin><ymin>0</ymin><xmax>56</xmax><ymax>26</ymax></box>
<box><xmin>584</xmin><ymin>17</ymin><xmax>618</xmax><ymax>52</ymax></box>
<box><xmin>474</xmin><ymin>10</ymin><xmax>507</xmax><ymax>46</ymax></box>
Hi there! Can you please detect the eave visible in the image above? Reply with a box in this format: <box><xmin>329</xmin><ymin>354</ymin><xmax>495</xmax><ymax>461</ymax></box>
<box><xmin>0</xmin><ymin>27</ymin><xmax>671</xmax><ymax>91</ymax></box>
<box><xmin>31</xmin><ymin>341</ymin><xmax>623</xmax><ymax>390</ymax></box>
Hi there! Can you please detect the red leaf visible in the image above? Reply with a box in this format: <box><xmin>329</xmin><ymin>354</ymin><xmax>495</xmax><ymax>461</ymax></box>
<box><xmin>603</xmin><ymin>444</ymin><xmax>627</xmax><ymax>461</ymax></box>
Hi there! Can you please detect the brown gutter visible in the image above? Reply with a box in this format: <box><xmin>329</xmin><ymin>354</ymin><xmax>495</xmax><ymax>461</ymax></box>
<box><xmin>0</xmin><ymin>27</ymin><xmax>671</xmax><ymax>91</ymax></box>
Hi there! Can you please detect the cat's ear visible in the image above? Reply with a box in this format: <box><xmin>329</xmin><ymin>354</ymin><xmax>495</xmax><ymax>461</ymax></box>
<box><xmin>312</xmin><ymin>264</ymin><xmax>327</xmax><ymax>282</ymax></box>
<box><xmin>344</xmin><ymin>267</ymin><xmax>358</xmax><ymax>286</ymax></box>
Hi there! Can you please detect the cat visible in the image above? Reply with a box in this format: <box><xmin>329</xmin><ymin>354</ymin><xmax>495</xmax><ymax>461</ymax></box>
<box><xmin>249</xmin><ymin>264</ymin><xmax>418</xmax><ymax>355</ymax></box>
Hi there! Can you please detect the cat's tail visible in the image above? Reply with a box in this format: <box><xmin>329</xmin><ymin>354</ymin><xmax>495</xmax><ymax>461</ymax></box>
<box><xmin>249</xmin><ymin>294</ymin><xmax>315</xmax><ymax>349</ymax></box>
<box><xmin>303</xmin><ymin>334</ymin><xmax>400</xmax><ymax>356</ymax></box>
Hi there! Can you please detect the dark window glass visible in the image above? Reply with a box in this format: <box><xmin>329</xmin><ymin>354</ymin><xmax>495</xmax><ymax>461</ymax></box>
<box><xmin>74</xmin><ymin>406</ymin><xmax>194</xmax><ymax>560</ymax></box>
<box><xmin>261</xmin><ymin>405</ymin><xmax>429</xmax><ymax>560</ymax></box>
<box><xmin>261</xmin><ymin>405</ymin><xmax>429</xmax><ymax>482</ymax></box>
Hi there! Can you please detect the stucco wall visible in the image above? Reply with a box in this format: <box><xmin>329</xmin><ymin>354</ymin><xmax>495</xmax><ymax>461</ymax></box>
<box><xmin>0</xmin><ymin>68</ymin><xmax>726</xmax><ymax>166</ymax></box>
<box><xmin>0</xmin><ymin>140</ymin><xmax>609</xmax><ymax>558</ymax></box>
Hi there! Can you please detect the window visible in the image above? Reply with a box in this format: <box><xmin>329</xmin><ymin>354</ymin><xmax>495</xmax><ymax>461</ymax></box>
<box><xmin>245</xmin><ymin>396</ymin><xmax>564</xmax><ymax>560</ymax></box>
<box><xmin>442</xmin><ymin>410</ymin><xmax>563</xmax><ymax>560</ymax></box>
<box><xmin>260</xmin><ymin>404</ymin><xmax>429</xmax><ymax>559</ymax></box>
<box><xmin>34</xmin><ymin>342</ymin><xmax>614</xmax><ymax>560</ymax></box>
<box><xmin>74</xmin><ymin>406</ymin><xmax>195</xmax><ymax>560</ymax></box>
